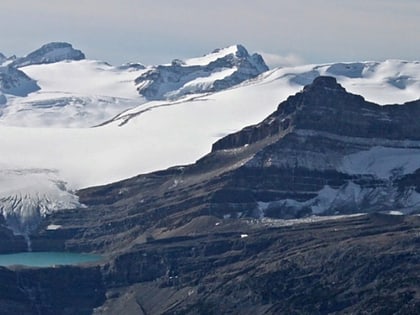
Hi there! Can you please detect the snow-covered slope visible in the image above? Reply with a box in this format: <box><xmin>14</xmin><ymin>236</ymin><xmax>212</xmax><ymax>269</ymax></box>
<box><xmin>0</xmin><ymin>43</ymin><xmax>419</xmax><ymax>236</ymax></box>
<box><xmin>1</xmin><ymin>60</ymin><xmax>146</xmax><ymax>127</ymax></box>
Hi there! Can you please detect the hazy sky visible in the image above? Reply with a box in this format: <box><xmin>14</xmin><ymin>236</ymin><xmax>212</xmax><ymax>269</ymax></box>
<box><xmin>1</xmin><ymin>0</ymin><xmax>419</xmax><ymax>67</ymax></box>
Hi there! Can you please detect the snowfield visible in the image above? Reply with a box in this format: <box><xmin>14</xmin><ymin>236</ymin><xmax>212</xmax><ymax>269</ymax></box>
<box><xmin>0</xmin><ymin>44</ymin><xmax>420</xmax><ymax>235</ymax></box>
<box><xmin>1</xmin><ymin>60</ymin><xmax>147</xmax><ymax>127</ymax></box>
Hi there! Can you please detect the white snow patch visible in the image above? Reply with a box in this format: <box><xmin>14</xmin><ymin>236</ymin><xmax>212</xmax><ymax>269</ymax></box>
<box><xmin>183</xmin><ymin>46</ymin><xmax>241</xmax><ymax>66</ymax></box>
<box><xmin>340</xmin><ymin>147</ymin><xmax>420</xmax><ymax>179</ymax></box>
<box><xmin>46</xmin><ymin>224</ymin><xmax>62</xmax><ymax>230</ymax></box>
<box><xmin>388</xmin><ymin>211</ymin><xmax>404</xmax><ymax>216</ymax></box>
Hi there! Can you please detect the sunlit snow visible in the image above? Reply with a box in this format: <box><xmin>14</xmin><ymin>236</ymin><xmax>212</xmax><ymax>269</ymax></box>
<box><xmin>0</xmin><ymin>54</ymin><xmax>420</xmax><ymax>234</ymax></box>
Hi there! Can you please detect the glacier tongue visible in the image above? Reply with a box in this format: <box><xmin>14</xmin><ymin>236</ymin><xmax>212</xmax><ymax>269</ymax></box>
<box><xmin>0</xmin><ymin>169</ymin><xmax>82</xmax><ymax>242</ymax></box>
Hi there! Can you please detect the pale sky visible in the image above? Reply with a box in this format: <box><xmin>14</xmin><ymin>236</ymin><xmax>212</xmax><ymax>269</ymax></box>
<box><xmin>1</xmin><ymin>0</ymin><xmax>419</xmax><ymax>67</ymax></box>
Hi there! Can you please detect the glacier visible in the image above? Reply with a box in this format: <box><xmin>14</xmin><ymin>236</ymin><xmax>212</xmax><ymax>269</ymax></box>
<box><xmin>0</xmin><ymin>42</ymin><xmax>419</xmax><ymax>238</ymax></box>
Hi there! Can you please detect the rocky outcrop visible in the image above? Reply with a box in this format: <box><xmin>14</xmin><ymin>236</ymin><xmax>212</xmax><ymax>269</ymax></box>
<box><xmin>10</xmin><ymin>42</ymin><xmax>85</xmax><ymax>68</ymax></box>
<box><xmin>0</xmin><ymin>66</ymin><xmax>40</xmax><ymax>96</ymax></box>
<box><xmin>135</xmin><ymin>44</ymin><xmax>268</xmax><ymax>100</ymax></box>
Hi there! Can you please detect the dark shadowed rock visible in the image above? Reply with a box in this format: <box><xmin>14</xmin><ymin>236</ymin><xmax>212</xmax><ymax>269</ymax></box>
<box><xmin>10</xmin><ymin>42</ymin><xmax>85</xmax><ymax>68</ymax></box>
<box><xmin>135</xmin><ymin>44</ymin><xmax>269</xmax><ymax>100</ymax></box>
<box><xmin>0</xmin><ymin>66</ymin><xmax>40</xmax><ymax>96</ymax></box>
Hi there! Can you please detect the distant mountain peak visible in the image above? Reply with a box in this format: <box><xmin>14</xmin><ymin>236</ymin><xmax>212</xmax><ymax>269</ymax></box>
<box><xmin>135</xmin><ymin>44</ymin><xmax>269</xmax><ymax>100</ymax></box>
<box><xmin>11</xmin><ymin>42</ymin><xmax>85</xmax><ymax>68</ymax></box>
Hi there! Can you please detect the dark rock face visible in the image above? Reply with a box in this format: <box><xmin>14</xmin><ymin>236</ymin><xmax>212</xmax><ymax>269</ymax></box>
<box><xmin>0</xmin><ymin>224</ymin><xmax>27</xmax><ymax>253</ymax></box>
<box><xmin>211</xmin><ymin>76</ymin><xmax>420</xmax><ymax>217</ymax></box>
<box><xmin>0</xmin><ymin>66</ymin><xmax>40</xmax><ymax>96</ymax></box>
<box><xmin>0</xmin><ymin>265</ymin><xmax>105</xmax><ymax>315</ymax></box>
<box><xmin>135</xmin><ymin>44</ymin><xmax>269</xmax><ymax>100</ymax></box>
<box><xmin>10</xmin><ymin>42</ymin><xmax>85</xmax><ymax>68</ymax></box>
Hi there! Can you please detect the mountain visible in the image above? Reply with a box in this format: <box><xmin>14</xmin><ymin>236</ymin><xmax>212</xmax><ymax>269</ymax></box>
<box><xmin>0</xmin><ymin>42</ymin><xmax>419</xmax><ymax>314</ymax></box>
<box><xmin>37</xmin><ymin>77</ymin><xmax>420</xmax><ymax>252</ymax></box>
<box><xmin>0</xmin><ymin>52</ymin><xmax>419</xmax><ymax>237</ymax></box>
<box><xmin>7</xmin><ymin>76</ymin><xmax>417</xmax><ymax>252</ymax></box>
<box><xmin>210</xmin><ymin>76</ymin><xmax>420</xmax><ymax>217</ymax></box>
<box><xmin>1</xmin><ymin>77</ymin><xmax>419</xmax><ymax>313</ymax></box>
<box><xmin>134</xmin><ymin>44</ymin><xmax>269</xmax><ymax>100</ymax></box>
<box><xmin>10</xmin><ymin>42</ymin><xmax>85</xmax><ymax>68</ymax></box>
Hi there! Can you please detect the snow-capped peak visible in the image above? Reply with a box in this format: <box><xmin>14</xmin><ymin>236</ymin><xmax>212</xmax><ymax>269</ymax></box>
<box><xmin>11</xmin><ymin>42</ymin><xmax>85</xmax><ymax>68</ymax></box>
<box><xmin>135</xmin><ymin>44</ymin><xmax>269</xmax><ymax>100</ymax></box>
<box><xmin>183</xmin><ymin>44</ymin><xmax>249</xmax><ymax>66</ymax></box>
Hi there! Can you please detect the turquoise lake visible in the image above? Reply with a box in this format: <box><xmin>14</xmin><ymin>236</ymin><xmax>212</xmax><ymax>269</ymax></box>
<box><xmin>0</xmin><ymin>252</ymin><xmax>102</xmax><ymax>267</ymax></box>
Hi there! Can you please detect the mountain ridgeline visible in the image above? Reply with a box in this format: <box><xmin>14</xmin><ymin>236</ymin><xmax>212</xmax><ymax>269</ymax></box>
<box><xmin>210</xmin><ymin>76</ymin><xmax>420</xmax><ymax>217</ymax></box>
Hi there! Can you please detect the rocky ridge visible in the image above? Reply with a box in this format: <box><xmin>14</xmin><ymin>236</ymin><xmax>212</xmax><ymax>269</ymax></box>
<box><xmin>10</xmin><ymin>42</ymin><xmax>85</xmax><ymax>68</ymax></box>
<box><xmin>135</xmin><ymin>44</ymin><xmax>269</xmax><ymax>100</ymax></box>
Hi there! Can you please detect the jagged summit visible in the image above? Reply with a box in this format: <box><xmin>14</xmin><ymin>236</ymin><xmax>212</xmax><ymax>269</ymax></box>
<box><xmin>11</xmin><ymin>42</ymin><xmax>85</xmax><ymax>68</ymax></box>
<box><xmin>184</xmin><ymin>44</ymin><xmax>267</xmax><ymax>70</ymax></box>
<box><xmin>135</xmin><ymin>44</ymin><xmax>269</xmax><ymax>100</ymax></box>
